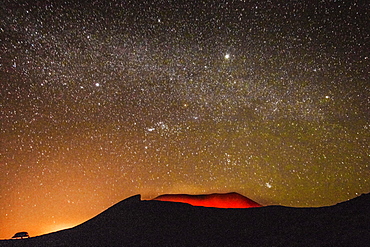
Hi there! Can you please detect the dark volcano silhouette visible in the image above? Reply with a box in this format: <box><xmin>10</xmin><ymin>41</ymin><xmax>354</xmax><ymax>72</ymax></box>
<box><xmin>153</xmin><ymin>192</ymin><xmax>262</xmax><ymax>208</ymax></box>
<box><xmin>1</xmin><ymin>193</ymin><xmax>369</xmax><ymax>247</ymax></box>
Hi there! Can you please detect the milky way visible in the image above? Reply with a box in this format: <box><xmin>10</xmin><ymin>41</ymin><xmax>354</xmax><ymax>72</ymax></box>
<box><xmin>1</xmin><ymin>0</ymin><xmax>369</xmax><ymax>238</ymax></box>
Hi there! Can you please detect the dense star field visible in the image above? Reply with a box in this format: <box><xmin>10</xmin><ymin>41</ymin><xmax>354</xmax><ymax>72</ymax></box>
<box><xmin>1</xmin><ymin>0</ymin><xmax>369</xmax><ymax>239</ymax></box>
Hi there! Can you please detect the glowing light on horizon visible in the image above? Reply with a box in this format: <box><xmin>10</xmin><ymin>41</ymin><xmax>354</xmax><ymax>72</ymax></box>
<box><xmin>41</xmin><ymin>223</ymin><xmax>77</xmax><ymax>236</ymax></box>
<box><xmin>153</xmin><ymin>193</ymin><xmax>262</xmax><ymax>208</ymax></box>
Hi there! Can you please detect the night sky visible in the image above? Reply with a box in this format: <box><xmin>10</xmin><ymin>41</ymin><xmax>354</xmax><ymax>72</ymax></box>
<box><xmin>1</xmin><ymin>0</ymin><xmax>369</xmax><ymax>239</ymax></box>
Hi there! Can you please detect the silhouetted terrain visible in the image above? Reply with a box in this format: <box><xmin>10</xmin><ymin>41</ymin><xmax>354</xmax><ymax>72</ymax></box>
<box><xmin>1</xmin><ymin>193</ymin><xmax>369</xmax><ymax>246</ymax></box>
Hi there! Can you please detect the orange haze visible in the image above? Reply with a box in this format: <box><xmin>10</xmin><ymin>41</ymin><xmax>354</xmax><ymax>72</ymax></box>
<box><xmin>152</xmin><ymin>192</ymin><xmax>262</xmax><ymax>208</ymax></box>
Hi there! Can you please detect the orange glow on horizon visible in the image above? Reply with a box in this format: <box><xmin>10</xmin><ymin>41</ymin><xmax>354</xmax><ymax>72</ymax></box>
<box><xmin>153</xmin><ymin>192</ymin><xmax>262</xmax><ymax>208</ymax></box>
<box><xmin>39</xmin><ymin>223</ymin><xmax>76</xmax><ymax>236</ymax></box>
<box><xmin>0</xmin><ymin>219</ymin><xmax>81</xmax><ymax>240</ymax></box>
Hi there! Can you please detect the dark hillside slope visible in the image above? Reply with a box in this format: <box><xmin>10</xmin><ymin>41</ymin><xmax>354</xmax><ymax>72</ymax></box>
<box><xmin>1</xmin><ymin>193</ymin><xmax>369</xmax><ymax>247</ymax></box>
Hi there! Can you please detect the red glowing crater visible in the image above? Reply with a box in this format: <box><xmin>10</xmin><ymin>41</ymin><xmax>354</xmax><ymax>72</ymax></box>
<box><xmin>152</xmin><ymin>192</ymin><xmax>262</xmax><ymax>208</ymax></box>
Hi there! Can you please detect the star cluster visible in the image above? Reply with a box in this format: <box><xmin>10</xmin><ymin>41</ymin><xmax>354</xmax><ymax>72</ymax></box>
<box><xmin>1</xmin><ymin>0</ymin><xmax>369</xmax><ymax>238</ymax></box>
